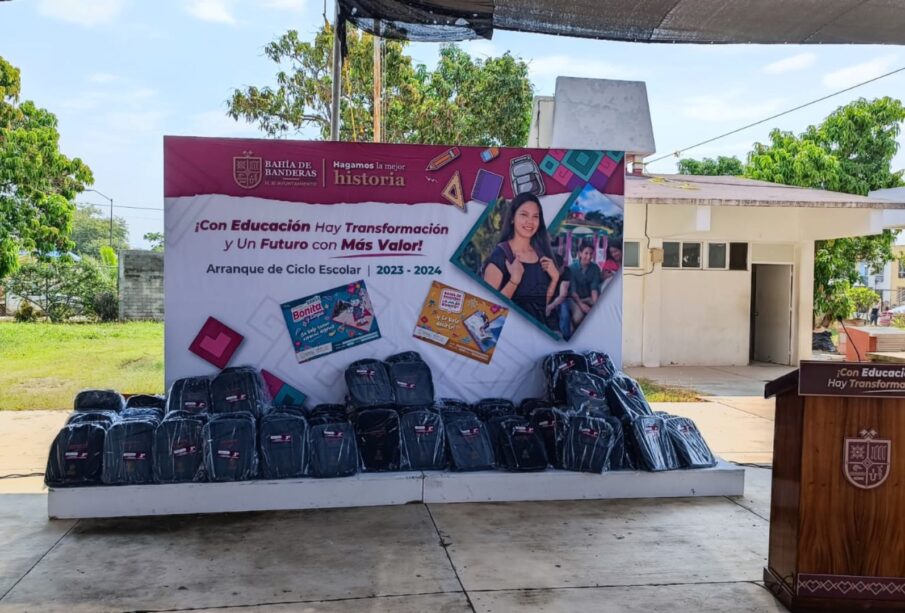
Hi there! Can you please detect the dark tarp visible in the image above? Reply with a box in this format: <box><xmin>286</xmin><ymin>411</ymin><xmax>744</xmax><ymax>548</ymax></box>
<box><xmin>339</xmin><ymin>0</ymin><xmax>905</xmax><ymax>45</ymax></box>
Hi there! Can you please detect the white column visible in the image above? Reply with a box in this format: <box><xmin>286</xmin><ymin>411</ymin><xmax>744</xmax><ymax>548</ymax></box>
<box><xmin>797</xmin><ymin>240</ymin><xmax>815</xmax><ymax>363</ymax></box>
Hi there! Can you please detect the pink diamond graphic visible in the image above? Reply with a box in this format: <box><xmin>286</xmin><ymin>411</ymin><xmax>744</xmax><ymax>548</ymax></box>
<box><xmin>189</xmin><ymin>316</ymin><xmax>243</xmax><ymax>369</ymax></box>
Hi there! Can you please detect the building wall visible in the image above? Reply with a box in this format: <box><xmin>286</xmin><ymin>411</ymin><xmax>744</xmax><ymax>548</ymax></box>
<box><xmin>892</xmin><ymin>245</ymin><xmax>905</xmax><ymax>306</ymax></box>
<box><xmin>119</xmin><ymin>250</ymin><xmax>164</xmax><ymax>321</ymax></box>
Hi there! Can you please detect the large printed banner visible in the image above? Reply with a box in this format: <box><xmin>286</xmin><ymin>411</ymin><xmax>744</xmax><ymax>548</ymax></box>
<box><xmin>164</xmin><ymin>137</ymin><xmax>625</xmax><ymax>405</ymax></box>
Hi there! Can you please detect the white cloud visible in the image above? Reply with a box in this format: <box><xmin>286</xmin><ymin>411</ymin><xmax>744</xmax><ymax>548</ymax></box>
<box><xmin>37</xmin><ymin>0</ymin><xmax>125</xmax><ymax>27</ymax></box>
<box><xmin>88</xmin><ymin>73</ymin><xmax>118</xmax><ymax>84</ymax></box>
<box><xmin>262</xmin><ymin>0</ymin><xmax>305</xmax><ymax>11</ymax></box>
<box><xmin>529</xmin><ymin>55</ymin><xmax>631</xmax><ymax>81</ymax></box>
<box><xmin>61</xmin><ymin>87</ymin><xmax>158</xmax><ymax>111</ymax></box>
<box><xmin>185</xmin><ymin>0</ymin><xmax>237</xmax><ymax>24</ymax></box>
<box><xmin>823</xmin><ymin>55</ymin><xmax>897</xmax><ymax>89</ymax></box>
<box><xmin>677</xmin><ymin>92</ymin><xmax>784</xmax><ymax>123</ymax></box>
<box><xmin>763</xmin><ymin>52</ymin><xmax>816</xmax><ymax>75</ymax></box>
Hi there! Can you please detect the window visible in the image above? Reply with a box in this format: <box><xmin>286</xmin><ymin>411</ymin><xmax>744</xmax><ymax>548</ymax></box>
<box><xmin>623</xmin><ymin>241</ymin><xmax>641</xmax><ymax>268</ymax></box>
<box><xmin>662</xmin><ymin>241</ymin><xmax>702</xmax><ymax>269</ymax></box>
<box><xmin>707</xmin><ymin>243</ymin><xmax>728</xmax><ymax>269</ymax></box>
<box><xmin>729</xmin><ymin>242</ymin><xmax>748</xmax><ymax>271</ymax></box>
<box><xmin>899</xmin><ymin>266</ymin><xmax>905</xmax><ymax>279</ymax></box>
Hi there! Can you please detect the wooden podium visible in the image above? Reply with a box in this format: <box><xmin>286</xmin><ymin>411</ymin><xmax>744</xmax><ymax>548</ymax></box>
<box><xmin>764</xmin><ymin>361</ymin><xmax>905</xmax><ymax>611</ymax></box>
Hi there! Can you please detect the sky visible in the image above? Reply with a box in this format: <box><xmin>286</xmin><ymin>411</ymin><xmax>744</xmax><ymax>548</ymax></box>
<box><xmin>2</xmin><ymin>0</ymin><xmax>904</xmax><ymax>249</ymax></box>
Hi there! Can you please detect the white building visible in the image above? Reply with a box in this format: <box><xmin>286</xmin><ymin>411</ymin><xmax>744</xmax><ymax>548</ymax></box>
<box><xmin>532</xmin><ymin>77</ymin><xmax>905</xmax><ymax>367</ymax></box>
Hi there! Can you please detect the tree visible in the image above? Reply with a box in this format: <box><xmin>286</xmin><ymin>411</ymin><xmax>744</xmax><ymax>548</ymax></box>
<box><xmin>848</xmin><ymin>286</ymin><xmax>880</xmax><ymax>316</ymax></box>
<box><xmin>746</xmin><ymin>97</ymin><xmax>905</xmax><ymax>326</ymax></box>
<box><xmin>4</xmin><ymin>258</ymin><xmax>114</xmax><ymax>323</ymax></box>
<box><xmin>0</xmin><ymin>56</ymin><xmax>93</xmax><ymax>278</ymax></box>
<box><xmin>682</xmin><ymin>97</ymin><xmax>905</xmax><ymax>327</ymax></box>
<box><xmin>677</xmin><ymin>156</ymin><xmax>744</xmax><ymax>176</ymax></box>
<box><xmin>227</xmin><ymin>24</ymin><xmax>534</xmax><ymax>146</ymax></box>
<box><xmin>71</xmin><ymin>204</ymin><xmax>129</xmax><ymax>258</ymax></box>
<box><xmin>143</xmin><ymin>231</ymin><xmax>164</xmax><ymax>252</ymax></box>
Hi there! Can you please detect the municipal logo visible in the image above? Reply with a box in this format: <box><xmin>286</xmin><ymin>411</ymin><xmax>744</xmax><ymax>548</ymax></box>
<box><xmin>844</xmin><ymin>429</ymin><xmax>891</xmax><ymax>490</ymax></box>
<box><xmin>234</xmin><ymin>151</ymin><xmax>263</xmax><ymax>189</ymax></box>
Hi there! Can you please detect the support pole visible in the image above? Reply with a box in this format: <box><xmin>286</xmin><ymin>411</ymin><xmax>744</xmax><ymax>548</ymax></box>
<box><xmin>330</xmin><ymin>2</ymin><xmax>342</xmax><ymax>141</ymax></box>
<box><xmin>372</xmin><ymin>29</ymin><xmax>382</xmax><ymax>143</ymax></box>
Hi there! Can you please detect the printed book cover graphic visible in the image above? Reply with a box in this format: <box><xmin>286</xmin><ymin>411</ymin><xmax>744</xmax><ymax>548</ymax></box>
<box><xmin>281</xmin><ymin>280</ymin><xmax>381</xmax><ymax>363</ymax></box>
<box><xmin>413</xmin><ymin>281</ymin><xmax>508</xmax><ymax>364</ymax></box>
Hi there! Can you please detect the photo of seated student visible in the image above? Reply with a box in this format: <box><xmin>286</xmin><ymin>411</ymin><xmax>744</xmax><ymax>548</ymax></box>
<box><xmin>569</xmin><ymin>240</ymin><xmax>600</xmax><ymax>328</ymax></box>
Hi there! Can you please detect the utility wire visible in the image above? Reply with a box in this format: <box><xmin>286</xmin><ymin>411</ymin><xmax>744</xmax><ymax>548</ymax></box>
<box><xmin>77</xmin><ymin>201</ymin><xmax>163</xmax><ymax>211</ymax></box>
<box><xmin>647</xmin><ymin>63</ymin><xmax>905</xmax><ymax>167</ymax></box>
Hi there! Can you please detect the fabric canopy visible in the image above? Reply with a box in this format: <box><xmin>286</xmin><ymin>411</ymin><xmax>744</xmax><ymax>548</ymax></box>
<box><xmin>338</xmin><ymin>0</ymin><xmax>905</xmax><ymax>44</ymax></box>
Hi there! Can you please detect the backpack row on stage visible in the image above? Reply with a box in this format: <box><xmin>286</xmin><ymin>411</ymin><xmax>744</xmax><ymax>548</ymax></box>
<box><xmin>345</xmin><ymin>352</ymin><xmax>435</xmax><ymax>410</ymax></box>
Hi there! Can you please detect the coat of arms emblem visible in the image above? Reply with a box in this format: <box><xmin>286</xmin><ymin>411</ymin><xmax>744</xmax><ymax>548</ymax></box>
<box><xmin>233</xmin><ymin>151</ymin><xmax>262</xmax><ymax>189</ymax></box>
<box><xmin>843</xmin><ymin>429</ymin><xmax>891</xmax><ymax>490</ymax></box>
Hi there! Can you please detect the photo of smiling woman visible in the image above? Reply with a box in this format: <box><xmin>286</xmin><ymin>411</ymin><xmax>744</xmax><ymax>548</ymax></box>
<box><xmin>482</xmin><ymin>192</ymin><xmax>560</xmax><ymax>330</ymax></box>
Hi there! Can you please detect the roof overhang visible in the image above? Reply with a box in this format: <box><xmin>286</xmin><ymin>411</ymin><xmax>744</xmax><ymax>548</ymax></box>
<box><xmin>339</xmin><ymin>0</ymin><xmax>905</xmax><ymax>45</ymax></box>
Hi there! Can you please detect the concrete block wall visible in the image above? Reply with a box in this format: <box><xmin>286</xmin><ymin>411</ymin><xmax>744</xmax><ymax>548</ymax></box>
<box><xmin>119</xmin><ymin>250</ymin><xmax>164</xmax><ymax>321</ymax></box>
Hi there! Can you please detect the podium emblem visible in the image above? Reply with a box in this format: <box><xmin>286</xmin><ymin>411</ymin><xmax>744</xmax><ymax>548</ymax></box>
<box><xmin>844</xmin><ymin>429</ymin><xmax>891</xmax><ymax>490</ymax></box>
<box><xmin>233</xmin><ymin>151</ymin><xmax>262</xmax><ymax>189</ymax></box>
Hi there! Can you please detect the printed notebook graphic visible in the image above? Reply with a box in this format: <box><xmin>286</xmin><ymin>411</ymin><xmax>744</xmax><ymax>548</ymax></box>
<box><xmin>281</xmin><ymin>280</ymin><xmax>381</xmax><ymax>363</ymax></box>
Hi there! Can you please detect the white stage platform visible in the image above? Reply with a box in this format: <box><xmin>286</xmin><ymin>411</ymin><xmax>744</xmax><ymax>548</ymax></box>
<box><xmin>48</xmin><ymin>460</ymin><xmax>744</xmax><ymax>519</ymax></box>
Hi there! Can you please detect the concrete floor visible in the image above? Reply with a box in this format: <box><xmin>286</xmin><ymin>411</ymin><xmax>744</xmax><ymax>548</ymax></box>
<box><xmin>626</xmin><ymin>363</ymin><xmax>796</xmax><ymax>398</ymax></box>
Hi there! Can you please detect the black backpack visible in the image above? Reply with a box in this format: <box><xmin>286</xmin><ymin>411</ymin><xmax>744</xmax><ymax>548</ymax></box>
<box><xmin>202</xmin><ymin>412</ymin><xmax>258</xmax><ymax>481</ymax></box>
<box><xmin>606</xmin><ymin>376</ymin><xmax>653</xmax><ymax>422</ymax></box>
<box><xmin>153</xmin><ymin>413</ymin><xmax>206</xmax><ymax>483</ymax></box>
<box><xmin>353</xmin><ymin>408</ymin><xmax>401</xmax><ymax>472</ymax></box>
<box><xmin>485</xmin><ymin>414</ymin><xmax>523</xmax><ymax>464</ymax></box>
<box><xmin>66</xmin><ymin>411</ymin><xmax>118</xmax><ymax>427</ymax></box>
<box><xmin>665</xmin><ymin>417</ymin><xmax>716</xmax><ymax>469</ymax></box>
<box><xmin>473</xmin><ymin>398</ymin><xmax>516</xmax><ymax>422</ymax></box>
<box><xmin>602</xmin><ymin>415</ymin><xmax>628</xmax><ymax>471</ymax></box>
<box><xmin>45</xmin><ymin>422</ymin><xmax>108</xmax><ymax>487</ymax></box>
<box><xmin>121</xmin><ymin>407</ymin><xmax>165</xmax><ymax>421</ymax></box>
<box><xmin>565</xmin><ymin>371</ymin><xmax>610</xmax><ymax>414</ymax></box>
<box><xmin>399</xmin><ymin>409</ymin><xmax>446</xmax><ymax>470</ymax></box>
<box><xmin>74</xmin><ymin>389</ymin><xmax>124</xmax><ymax>413</ymax></box>
<box><xmin>259</xmin><ymin>411</ymin><xmax>309</xmax><ymax>479</ymax></box>
<box><xmin>345</xmin><ymin>359</ymin><xmax>395</xmax><ymax>408</ymax></box>
<box><xmin>435</xmin><ymin>398</ymin><xmax>472</xmax><ymax>412</ymax></box>
<box><xmin>167</xmin><ymin>376</ymin><xmax>212</xmax><ymax>414</ymax></box>
<box><xmin>498</xmin><ymin>417</ymin><xmax>548</xmax><ymax>471</ymax></box>
<box><xmin>585</xmin><ymin>351</ymin><xmax>617</xmax><ymax>382</ymax></box>
<box><xmin>562</xmin><ymin>414</ymin><xmax>614</xmax><ymax>473</ymax></box>
<box><xmin>529</xmin><ymin>406</ymin><xmax>570</xmax><ymax>469</ymax></box>
<box><xmin>309</xmin><ymin>422</ymin><xmax>358</xmax><ymax>478</ymax></box>
<box><xmin>629</xmin><ymin>416</ymin><xmax>680</xmax><ymax>471</ymax></box>
<box><xmin>211</xmin><ymin>367</ymin><xmax>271</xmax><ymax>417</ymax></box>
<box><xmin>387</xmin><ymin>360</ymin><xmax>435</xmax><ymax>407</ymax></box>
<box><xmin>125</xmin><ymin>394</ymin><xmax>166</xmax><ymax>411</ymax></box>
<box><xmin>444</xmin><ymin>414</ymin><xmax>495</xmax><ymax>471</ymax></box>
<box><xmin>308</xmin><ymin>403</ymin><xmax>348</xmax><ymax>425</ymax></box>
<box><xmin>102</xmin><ymin>417</ymin><xmax>159</xmax><ymax>485</ymax></box>
<box><xmin>542</xmin><ymin>351</ymin><xmax>589</xmax><ymax>403</ymax></box>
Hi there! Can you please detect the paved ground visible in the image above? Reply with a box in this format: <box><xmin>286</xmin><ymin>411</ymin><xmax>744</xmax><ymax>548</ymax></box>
<box><xmin>627</xmin><ymin>363</ymin><xmax>795</xmax><ymax>398</ymax></box>
<box><xmin>0</xmin><ymin>365</ymin><xmax>783</xmax><ymax>612</ymax></box>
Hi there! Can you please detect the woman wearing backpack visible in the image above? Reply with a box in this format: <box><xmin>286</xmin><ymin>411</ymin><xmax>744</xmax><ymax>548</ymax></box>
<box><xmin>483</xmin><ymin>192</ymin><xmax>559</xmax><ymax>329</ymax></box>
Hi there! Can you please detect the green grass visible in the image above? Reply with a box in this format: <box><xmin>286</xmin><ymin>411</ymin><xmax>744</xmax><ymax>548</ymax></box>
<box><xmin>637</xmin><ymin>378</ymin><xmax>702</xmax><ymax>403</ymax></box>
<box><xmin>0</xmin><ymin>322</ymin><xmax>164</xmax><ymax>410</ymax></box>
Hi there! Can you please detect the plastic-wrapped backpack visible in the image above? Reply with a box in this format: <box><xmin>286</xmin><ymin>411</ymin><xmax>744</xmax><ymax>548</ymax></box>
<box><xmin>308</xmin><ymin>421</ymin><xmax>358</xmax><ymax>478</ymax></box>
<box><xmin>153</xmin><ymin>411</ymin><xmax>207</xmax><ymax>483</ymax></box>
<box><xmin>45</xmin><ymin>421</ymin><xmax>109</xmax><ymax>487</ymax></box>
<box><xmin>353</xmin><ymin>408</ymin><xmax>401</xmax><ymax>472</ymax></box>
<box><xmin>498</xmin><ymin>417</ymin><xmax>548</xmax><ymax>471</ymax></box>
<box><xmin>167</xmin><ymin>376</ymin><xmax>212</xmax><ymax>414</ymax></box>
<box><xmin>629</xmin><ymin>415</ymin><xmax>680</xmax><ymax>471</ymax></box>
<box><xmin>529</xmin><ymin>406</ymin><xmax>570</xmax><ymax>469</ymax></box>
<box><xmin>473</xmin><ymin>398</ymin><xmax>516</xmax><ymax>422</ymax></box>
<box><xmin>211</xmin><ymin>367</ymin><xmax>271</xmax><ymax>418</ymax></box>
<box><xmin>565</xmin><ymin>371</ymin><xmax>610</xmax><ymax>414</ymax></box>
<box><xmin>444</xmin><ymin>413</ymin><xmax>495</xmax><ymax>471</ymax></box>
<box><xmin>102</xmin><ymin>414</ymin><xmax>161</xmax><ymax>485</ymax></box>
<box><xmin>74</xmin><ymin>389</ymin><xmax>125</xmax><ymax>413</ymax></box>
<box><xmin>202</xmin><ymin>412</ymin><xmax>258</xmax><ymax>481</ymax></box>
<box><xmin>400</xmin><ymin>408</ymin><xmax>446</xmax><ymax>470</ymax></box>
<box><xmin>665</xmin><ymin>416</ymin><xmax>716</xmax><ymax>468</ymax></box>
<box><xmin>542</xmin><ymin>351</ymin><xmax>589</xmax><ymax>404</ymax></box>
<box><xmin>562</xmin><ymin>413</ymin><xmax>615</xmax><ymax>473</ymax></box>
<box><xmin>387</xmin><ymin>360</ymin><xmax>435</xmax><ymax>407</ymax></box>
<box><xmin>259</xmin><ymin>410</ymin><xmax>309</xmax><ymax>479</ymax></box>
<box><xmin>584</xmin><ymin>351</ymin><xmax>617</xmax><ymax>382</ymax></box>
<box><xmin>345</xmin><ymin>359</ymin><xmax>395</xmax><ymax>408</ymax></box>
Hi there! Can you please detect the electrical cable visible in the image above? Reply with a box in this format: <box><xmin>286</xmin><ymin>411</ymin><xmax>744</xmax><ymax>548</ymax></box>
<box><xmin>625</xmin><ymin>202</ymin><xmax>656</xmax><ymax>277</ymax></box>
<box><xmin>646</xmin><ymin>63</ymin><xmax>905</xmax><ymax>167</ymax></box>
<box><xmin>0</xmin><ymin>472</ymin><xmax>44</xmax><ymax>480</ymax></box>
